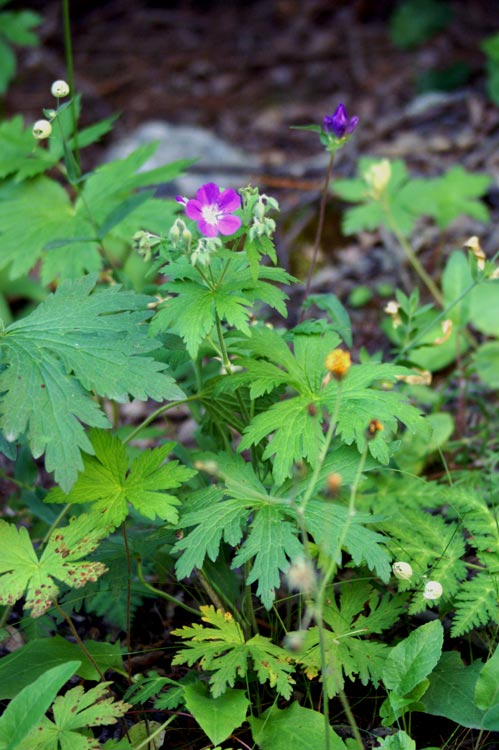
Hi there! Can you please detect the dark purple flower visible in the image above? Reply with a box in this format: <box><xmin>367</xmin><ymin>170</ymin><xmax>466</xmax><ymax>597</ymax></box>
<box><xmin>324</xmin><ymin>104</ymin><xmax>358</xmax><ymax>139</ymax></box>
<box><xmin>183</xmin><ymin>182</ymin><xmax>242</xmax><ymax>237</ymax></box>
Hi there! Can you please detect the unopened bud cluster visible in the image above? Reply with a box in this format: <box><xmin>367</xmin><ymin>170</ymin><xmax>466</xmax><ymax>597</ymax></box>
<box><xmin>240</xmin><ymin>187</ymin><xmax>279</xmax><ymax>242</ymax></box>
<box><xmin>32</xmin><ymin>79</ymin><xmax>70</xmax><ymax>140</ymax></box>
<box><xmin>133</xmin><ymin>231</ymin><xmax>161</xmax><ymax>262</ymax></box>
<box><xmin>169</xmin><ymin>219</ymin><xmax>192</xmax><ymax>253</ymax></box>
<box><xmin>191</xmin><ymin>237</ymin><xmax>222</xmax><ymax>268</ymax></box>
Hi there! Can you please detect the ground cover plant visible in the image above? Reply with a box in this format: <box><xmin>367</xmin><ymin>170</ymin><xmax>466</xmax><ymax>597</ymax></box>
<box><xmin>1</xmin><ymin>6</ymin><xmax>499</xmax><ymax>750</ymax></box>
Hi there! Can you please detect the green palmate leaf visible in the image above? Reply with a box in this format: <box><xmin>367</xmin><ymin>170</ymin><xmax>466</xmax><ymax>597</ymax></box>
<box><xmin>0</xmin><ymin>275</ymin><xmax>184</xmax><ymax>490</ymax></box>
<box><xmin>152</xmin><ymin>256</ymin><xmax>292</xmax><ymax>358</ymax></box>
<box><xmin>183</xmin><ymin>683</ymin><xmax>249</xmax><ymax>746</ymax></box>
<box><xmin>0</xmin><ymin>661</ymin><xmax>80</xmax><ymax>750</ymax></box>
<box><xmin>249</xmin><ymin>702</ymin><xmax>346</xmax><ymax>750</ymax></box>
<box><xmin>19</xmin><ymin>682</ymin><xmax>130</xmax><ymax>750</ymax></box>
<box><xmin>298</xmin><ymin>581</ymin><xmax>403</xmax><ymax>695</ymax></box>
<box><xmin>427</xmin><ymin>166</ymin><xmax>491</xmax><ymax>228</ymax></box>
<box><xmin>46</xmin><ymin>429</ymin><xmax>195</xmax><ymax>527</ymax></box>
<box><xmin>172</xmin><ymin>605</ymin><xmax>295</xmax><ymax>699</ymax></box>
<box><xmin>232</xmin><ymin>505</ymin><xmax>303</xmax><ymax>609</ymax></box>
<box><xmin>304</xmin><ymin>502</ymin><xmax>391</xmax><ymax>581</ymax></box>
<box><xmin>174</xmin><ymin>454</ymin><xmax>302</xmax><ymax>609</ymax></box>
<box><xmin>0</xmin><ymin>116</ymin><xmax>54</xmax><ymax>180</ymax></box>
<box><xmin>0</xmin><ymin>514</ymin><xmax>109</xmax><ymax>617</ymax></box>
<box><xmin>0</xmin><ymin>142</ymin><xmax>190</xmax><ymax>282</ymax></box>
<box><xmin>383</xmin><ymin>620</ymin><xmax>443</xmax><ymax>696</ymax></box>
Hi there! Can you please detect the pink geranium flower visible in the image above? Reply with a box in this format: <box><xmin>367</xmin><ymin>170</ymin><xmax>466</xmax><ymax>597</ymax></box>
<box><xmin>180</xmin><ymin>182</ymin><xmax>242</xmax><ymax>237</ymax></box>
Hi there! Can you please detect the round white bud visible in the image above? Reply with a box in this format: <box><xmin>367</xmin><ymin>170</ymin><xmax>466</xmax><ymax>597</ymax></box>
<box><xmin>51</xmin><ymin>80</ymin><xmax>70</xmax><ymax>98</ymax></box>
<box><xmin>32</xmin><ymin>119</ymin><xmax>52</xmax><ymax>139</ymax></box>
<box><xmin>423</xmin><ymin>581</ymin><xmax>443</xmax><ymax>600</ymax></box>
<box><xmin>392</xmin><ymin>561</ymin><xmax>413</xmax><ymax>581</ymax></box>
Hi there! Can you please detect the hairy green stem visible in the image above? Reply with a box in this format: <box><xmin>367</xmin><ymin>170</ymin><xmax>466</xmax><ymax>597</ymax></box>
<box><xmin>121</xmin><ymin>522</ymin><xmax>133</xmax><ymax>685</ymax></box>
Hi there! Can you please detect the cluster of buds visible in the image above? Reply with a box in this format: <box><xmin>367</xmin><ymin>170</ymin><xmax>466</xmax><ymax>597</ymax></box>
<box><xmin>169</xmin><ymin>218</ymin><xmax>193</xmax><ymax>254</ymax></box>
<box><xmin>32</xmin><ymin>79</ymin><xmax>71</xmax><ymax>140</ymax></box>
<box><xmin>191</xmin><ymin>236</ymin><xmax>222</xmax><ymax>268</ymax></box>
<box><xmin>240</xmin><ymin>187</ymin><xmax>279</xmax><ymax>242</ymax></box>
<box><xmin>132</xmin><ymin>230</ymin><xmax>162</xmax><ymax>262</ymax></box>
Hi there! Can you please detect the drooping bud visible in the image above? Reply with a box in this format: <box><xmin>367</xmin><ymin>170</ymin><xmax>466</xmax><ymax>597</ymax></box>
<box><xmin>464</xmin><ymin>235</ymin><xmax>485</xmax><ymax>270</ymax></box>
<box><xmin>51</xmin><ymin>80</ymin><xmax>70</xmax><ymax>98</ymax></box>
<box><xmin>384</xmin><ymin>300</ymin><xmax>402</xmax><ymax>329</ymax></box>
<box><xmin>286</xmin><ymin>557</ymin><xmax>316</xmax><ymax>595</ymax></box>
<box><xmin>33</xmin><ymin>119</ymin><xmax>52</xmax><ymax>139</ymax></box>
<box><xmin>423</xmin><ymin>580</ymin><xmax>443</xmax><ymax>600</ymax></box>
<box><xmin>392</xmin><ymin>561</ymin><xmax>413</xmax><ymax>581</ymax></box>
<box><xmin>368</xmin><ymin>419</ymin><xmax>384</xmax><ymax>435</ymax></box>
<box><xmin>433</xmin><ymin>319</ymin><xmax>452</xmax><ymax>346</ymax></box>
<box><xmin>326</xmin><ymin>472</ymin><xmax>342</xmax><ymax>496</ymax></box>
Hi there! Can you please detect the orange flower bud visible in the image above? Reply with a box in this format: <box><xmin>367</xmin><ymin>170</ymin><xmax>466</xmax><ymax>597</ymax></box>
<box><xmin>325</xmin><ymin>349</ymin><xmax>351</xmax><ymax>380</ymax></box>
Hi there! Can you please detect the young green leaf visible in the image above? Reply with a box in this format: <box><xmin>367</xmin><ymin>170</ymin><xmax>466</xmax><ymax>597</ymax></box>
<box><xmin>249</xmin><ymin>702</ymin><xmax>347</xmax><ymax>750</ymax></box>
<box><xmin>183</xmin><ymin>682</ymin><xmax>249</xmax><ymax>746</ymax></box>
<box><xmin>46</xmin><ymin>429</ymin><xmax>195</xmax><ymax>527</ymax></box>
<box><xmin>172</xmin><ymin>605</ymin><xmax>296</xmax><ymax>699</ymax></box>
<box><xmin>383</xmin><ymin>620</ymin><xmax>443</xmax><ymax>696</ymax></box>
<box><xmin>0</xmin><ymin>275</ymin><xmax>184</xmax><ymax>490</ymax></box>
<box><xmin>0</xmin><ymin>514</ymin><xmax>109</xmax><ymax>617</ymax></box>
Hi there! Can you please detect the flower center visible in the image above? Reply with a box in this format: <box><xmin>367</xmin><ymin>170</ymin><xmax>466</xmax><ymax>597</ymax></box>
<box><xmin>201</xmin><ymin>203</ymin><xmax>220</xmax><ymax>225</ymax></box>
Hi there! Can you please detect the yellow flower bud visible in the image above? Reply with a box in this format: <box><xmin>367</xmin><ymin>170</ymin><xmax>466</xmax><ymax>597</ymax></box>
<box><xmin>364</xmin><ymin>159</ymin><xmax>392</xmax><ymax>198</ymax></box>
<box><xmin>464</xmin><ymin>235</ymin><xmax>485</xmax><ymax>270</ymax></box>
<box><xmin>325</xmin><ymin>349</ymin><xmax>351</xmax><ymax>380</ymax></box>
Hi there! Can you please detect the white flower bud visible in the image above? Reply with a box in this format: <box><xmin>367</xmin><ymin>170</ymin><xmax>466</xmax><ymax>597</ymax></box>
<box><xmin>51</xmin><ymin>80</ymin><xmax>70</xmax><ymax>98</ymax></box>
<box><xmin>364</xmin><ymin>159</ymin><xmax>392</xmax><ymax>198</ymax></box>
<box><xmin>423</xmin><ymin>580</ymin><xmax>443</xmax><ymax>600</ymax></box>
<box><xmin>33</xmin><ymin>119</ymin><xmax>52</xmax><ymax>139</ymax></box>
<box><xmin>392</xmin><ymin>561</ymin><xmax>413</xmax><ymax>581</ymax></box>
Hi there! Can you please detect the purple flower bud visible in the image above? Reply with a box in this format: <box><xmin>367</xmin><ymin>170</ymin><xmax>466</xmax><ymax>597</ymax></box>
<box><xmin>324</xmin><ymin>104</ymin><xmax>359</xmax><ymax>139</ymax></box>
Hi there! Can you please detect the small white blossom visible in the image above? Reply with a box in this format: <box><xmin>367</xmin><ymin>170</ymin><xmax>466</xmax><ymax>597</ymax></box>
<box><xmin>286</xmin><ymin>557</ymin><xmax>316</xmax><ymax>595</ymax></box>
<box><xmin>51</xmin><ymin>79</ymin><xmax>70</xmax><ymax>98</ymax></box>
<box><xmin>423</xmin><ymin>580</ymin><xmax>443</xmax><ymax>600</ymax></box>
<box><xmin>392</xmin><ymin>561</ymin><xmax>413</xmax><ymax>581</ymax></box>
<box><xmin>32</xmin><ymin>119</ymin><xmax>52</xmax><ymax>139</ymax></box>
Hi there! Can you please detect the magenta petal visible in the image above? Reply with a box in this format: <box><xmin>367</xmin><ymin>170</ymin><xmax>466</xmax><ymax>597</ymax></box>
<box><xmin>196</xmin><ymin>182</ymin><xmax>220</xmax><ymax>204</ymax></box>
<box><xmin>217</xmin><ymin>215</ymin><xmax>242</xmax><ymax>236</ymax></box>
<box><xmin>185</xmin><ymin>199</ymin><xmax>203</xmax><ymax>220</ymax></box>
<box><xmin>197</xmin><ymin>219</ymin><xmax>219</xmax><ymax>237</ymax></box>
<box><xmin>217</xmin><ymin>188</ymin><xmax>241</xmax><ymax>212</ymax></box>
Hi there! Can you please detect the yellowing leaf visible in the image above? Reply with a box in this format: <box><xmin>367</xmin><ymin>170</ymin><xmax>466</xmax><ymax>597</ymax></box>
<box><xmin>0</xmin><ymin>515</ymin><xmax>109</xmax><ymax>617</ymax></box>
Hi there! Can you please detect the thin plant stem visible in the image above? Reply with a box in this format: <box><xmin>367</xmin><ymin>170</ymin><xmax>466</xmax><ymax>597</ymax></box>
<box><xmin>52</xmin><ymin>599</ymin><xmax>105</xmax><ymax>680</ymax></box>
<box><xmin>382</xmin><ymin>199</ymin><xmax>444</xmax><ymax>307</ymax></box>
<box><xmin>123</xmin><ymin>395</ymin><xmax>199</xmax><ymax>445</ymax></box>
<box><xmin>304</xmin><ymin>152</ymin><xmax>335</xmax><ymax>302</ymax></box>
<box><xmin>135</xmin><ymin>556</ymin><xmax>200</xmax><ymax>617</ymax></box>
<box><xmin>129</xmin><ymin>714</ymin><xmax>176</xmax><ymax>750</ymax></box>
<box><xmin>121</xmin><ymin>522</ymin><xmax>133</xmax><ymax>685</ymax></box>
<box><xmin>61</xmin><ymin>0</ymin><xmax>79</xmax><ymax>168</ymax></box>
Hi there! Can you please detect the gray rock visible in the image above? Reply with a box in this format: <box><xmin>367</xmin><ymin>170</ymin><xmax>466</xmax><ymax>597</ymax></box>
<box><xmin>106</xmin><ymin>120</ymin><xmax>261</xmax><ymax>195</ymax></box>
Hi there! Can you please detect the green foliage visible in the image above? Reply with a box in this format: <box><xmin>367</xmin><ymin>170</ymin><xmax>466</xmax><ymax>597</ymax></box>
<box><xmin>249</xmin><ymin>702</ymin><xmax>347</xmax><ymax>750</ymax></box>
<box><xmin>151</xmin><ymin>255</ymin><xmax>293</xmax><ymax>358</ymax></box>
<box><xmin>333</xmin><ymin>158</ymin><xmax>490</xmax><ymax>237</ymax></box>
<box><xmin>172</xmin><ymin>605</ymin><xmax>296</xmax><ymax>698</ymax></box>
<box><xmin>0</xmin><ymin>662</ymin><xmax>79</xmax><ymax>750</ymax></box>
<box><xmin>389</xmin><ymin>0</ymin><xmax>452</xmax><ymax>49</ymax></box>
<box><xmin>0</xmin><ymin>514</ymin><xmax>109</xmax><ymax>617</ymax></box>
<box><xmin>183</xmin><ymin>683</ymin><xmax>249</xmax><ymax>746</ymax></box>
<box><xmin>18</xmin><ymin>681</ymin><xmax>130</xmax><ymax>750</ymax></box>
<box><xmin>297</xmin><ymin>581</ymin><xmax>404</xmax><ymax>695</ymax></box>
<box><xmin>482</xmin><ymin>32</ymin><xmax>499</xmax><ymax>105</ymax></box>
<box><xmin>47</xmin><ymin>429</ymin><xmax>195</xmax><ymax>527</ymax></box>
<box><xmin>0</xmin><ymin>275</ymin><xmax>184</xmax><ymax>490</ymax></box>
<box><xmin>0</xmin><ymin>1</ymin><xmax>41</xmax><ymax>95</ymax></box>
<box><xmin>0</xmin><ymin>636</ymin><xmax>123</xmax><ymax>699</ymax></box>
<box><xmin>423</xmin><ymin>650</ymin><xmax>499</xmax><ymax>730</ymax></box>
<box><xmin>0</xmin><ymin>142</ymin><xmax>190</xmax><ymax>283</ymax></box>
